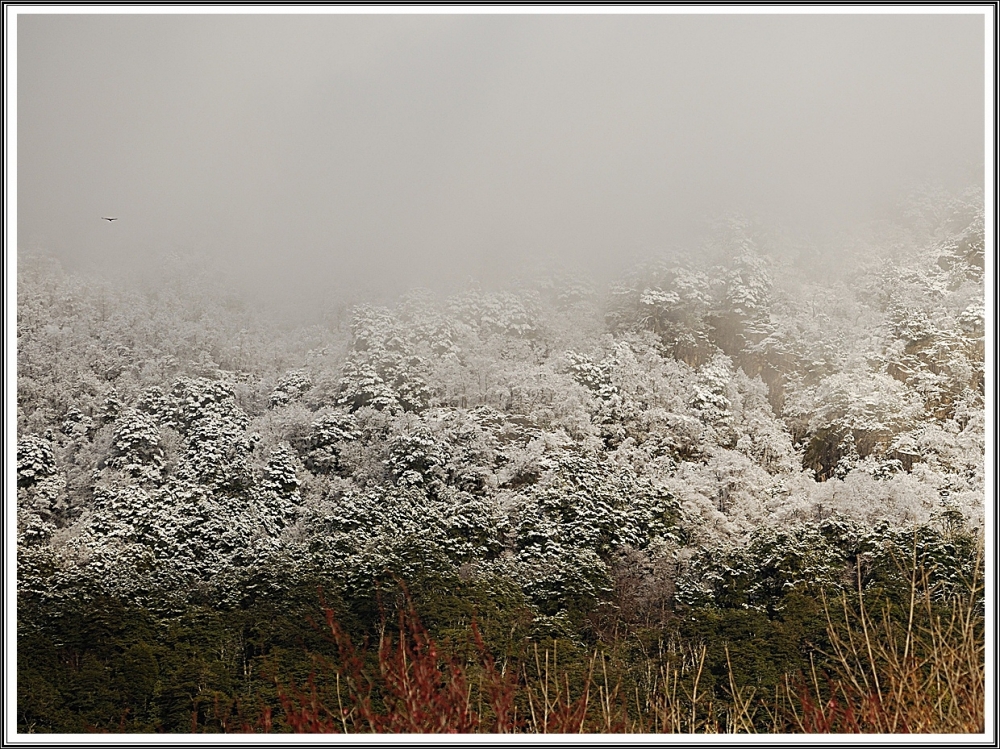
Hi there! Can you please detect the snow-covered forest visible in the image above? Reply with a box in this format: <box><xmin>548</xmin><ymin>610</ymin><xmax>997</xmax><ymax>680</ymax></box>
<box><xmin>16</xmin><ymin>190</ymin><xmax>985</xmax><ymax>732</ymax></box>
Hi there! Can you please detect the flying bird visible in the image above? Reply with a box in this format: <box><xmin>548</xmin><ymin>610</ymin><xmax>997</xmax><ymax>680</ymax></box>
<box><xmin>102</xmin><ymin>217</ymin><xmax>118</xmax><ymax>222</ymax></box>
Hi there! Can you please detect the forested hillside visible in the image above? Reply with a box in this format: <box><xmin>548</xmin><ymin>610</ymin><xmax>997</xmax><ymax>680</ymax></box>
<box><xmin>16</xmin><ymin>193</ymin><xmax>985</xmax><ymax>732</ymax></box>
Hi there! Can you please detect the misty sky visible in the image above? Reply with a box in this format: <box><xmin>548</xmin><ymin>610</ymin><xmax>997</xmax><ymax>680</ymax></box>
<box><xmin>17</xmin><ymin>12</ymin><xmax>985</xmax><ymax>301</ymax></box>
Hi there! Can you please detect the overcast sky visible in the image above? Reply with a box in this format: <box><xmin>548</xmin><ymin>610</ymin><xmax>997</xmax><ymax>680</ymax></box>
<box><xmin>17</xmin><ymin>12</ymin><xmax>985</xmax><ymax>302</ymax></box>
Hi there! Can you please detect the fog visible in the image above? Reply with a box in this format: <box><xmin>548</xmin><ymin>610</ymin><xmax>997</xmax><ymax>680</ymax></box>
<box><xmin>17</xmin><ymin>13</ymin><xmax>984</xmax><ymax>307</ymax></box>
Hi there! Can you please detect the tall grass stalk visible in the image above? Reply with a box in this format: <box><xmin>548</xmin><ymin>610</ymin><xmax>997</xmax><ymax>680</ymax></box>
<box><xmin>781</xmin><ymin>545</ymin><xmax>984</xmax><ymax>733</ymax></box>
<box><xmin>255</xmin><ymin>556</ymin><xmax>983</xmax><ymax>734</ymax></box>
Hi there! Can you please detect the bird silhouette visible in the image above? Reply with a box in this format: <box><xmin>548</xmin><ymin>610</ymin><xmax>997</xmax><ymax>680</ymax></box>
<box><xmin>102</xmin><ymin>217</ymin><xmax>118</xmax><ymax>222</ymax></box>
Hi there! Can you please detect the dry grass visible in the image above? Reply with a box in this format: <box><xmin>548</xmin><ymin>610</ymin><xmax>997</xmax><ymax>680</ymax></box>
<box><xmin>250</xmin><ymin>556</ymin><xmax>984</xmax><ymax>734</ymax></box>
<box><xmin>775</xmin><ymin>549</ymin><xmax>985</xmax><ymax>733</ymax></box>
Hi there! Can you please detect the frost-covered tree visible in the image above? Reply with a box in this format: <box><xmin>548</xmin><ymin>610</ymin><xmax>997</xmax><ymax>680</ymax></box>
<box><xmin>269</xmin><ymin>370</ymin><xmax>313</xmax><ymax>408</ymax></box>
<box><xmin>336</xmin><ymin>305</ymin><xmax>430</xmax><ymax>413</ymax></box>
<box><xmin>107</xmin><ymin>409</ymin><xmax>163</xmax><ymax>481</ymax></box>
